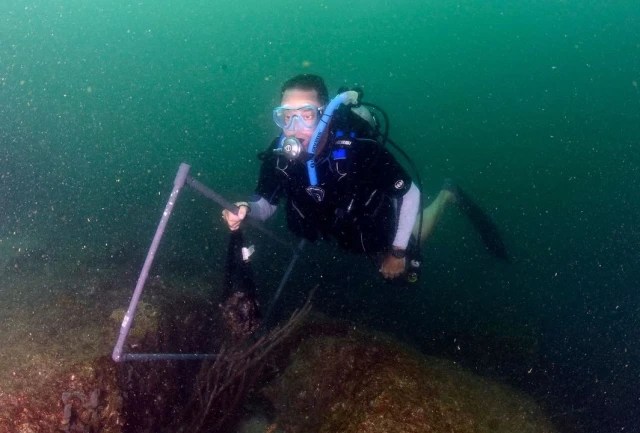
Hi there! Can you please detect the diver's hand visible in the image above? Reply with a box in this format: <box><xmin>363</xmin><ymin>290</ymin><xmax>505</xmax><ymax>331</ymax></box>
<box><xmin>221</xmin><ymin>202</ymin><xmax>250</xmax><ymax>231</ymax></box>
<box><xmin>380</xmin><ymin>254</ymin><xmax>406</xmax><ymax>279</ymax></box>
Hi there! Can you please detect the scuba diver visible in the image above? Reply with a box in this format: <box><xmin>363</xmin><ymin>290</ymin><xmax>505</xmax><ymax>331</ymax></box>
<box><xmin>219</xmin><ymin>74</ymin><xmax>508</xmax><ymax>335</ymax></box>
<box><xmin>223</xmin><ymin>74</ymin><xmax>421</xmax><ymax>280</ymax></box>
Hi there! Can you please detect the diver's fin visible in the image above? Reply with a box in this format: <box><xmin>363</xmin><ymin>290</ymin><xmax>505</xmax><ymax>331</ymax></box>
<box><xmin>444</xmin><ymin>180</ymin><xmax>510</xmax><ymax>261</ymax></box>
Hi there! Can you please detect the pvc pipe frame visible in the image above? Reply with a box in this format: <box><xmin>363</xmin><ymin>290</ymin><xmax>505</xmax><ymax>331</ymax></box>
<box><xmin>111</xmin><ymin>162</ymin><xmax>301</xmax><ymax>362</ymax></box>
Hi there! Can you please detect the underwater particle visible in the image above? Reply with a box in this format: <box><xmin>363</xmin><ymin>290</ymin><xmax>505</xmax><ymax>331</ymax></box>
<box><xmin>301</xmin><ymin>60</ymin><xmax>312</xmax><ymax>68</ymax></box>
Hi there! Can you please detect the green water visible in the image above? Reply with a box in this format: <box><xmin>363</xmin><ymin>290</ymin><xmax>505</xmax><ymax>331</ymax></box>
<box><xmin>1</xmin><ymin>1</ymin><xmax>639</xmax><ymax>431</ymax></box>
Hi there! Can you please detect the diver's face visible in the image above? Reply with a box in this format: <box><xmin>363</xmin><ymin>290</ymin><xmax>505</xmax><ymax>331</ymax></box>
<box><xmin>280</xmin><ymin>88</ymin><xmax>322</xmax><ymax>150</ymax></box>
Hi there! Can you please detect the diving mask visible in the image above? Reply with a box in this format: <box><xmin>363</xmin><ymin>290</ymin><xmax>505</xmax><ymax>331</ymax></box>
<box><xmin>273</xmin><ymin>104</ymin><xmax>323</xmax><ymax>130</ymax></box>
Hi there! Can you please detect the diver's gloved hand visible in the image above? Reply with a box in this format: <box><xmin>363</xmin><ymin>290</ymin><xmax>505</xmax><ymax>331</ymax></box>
<box><xmin>221</xmin><ymin>201</ymin><xmax>250</xmax><ymax>231</ymax></box>
<box><xmin>380</xmin><ymin>253</ymin><xmax>406</xmax><ymax>279</ymax></box>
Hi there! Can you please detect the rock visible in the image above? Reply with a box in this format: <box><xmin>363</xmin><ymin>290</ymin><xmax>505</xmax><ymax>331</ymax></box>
<box><xmin>264</xmin><ymin>329</ymin><xmax>557</xmax><ymax>433</ymax></box>
<box><xmin>0</xmin><ymin>357</ymin><xmax>123</xmax><ymax>433</ymax></box>
<box><xmin>0</xmin><ymin>270</ymin><xmax>213</xmax><ymax>433</ymax></box>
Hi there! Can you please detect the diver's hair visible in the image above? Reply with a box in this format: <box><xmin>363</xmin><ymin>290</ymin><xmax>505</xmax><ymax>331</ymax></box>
<box><xmin>281</xmin><ymin>74</ymin><xmax>329</xmax><ymax>106</ymax></box>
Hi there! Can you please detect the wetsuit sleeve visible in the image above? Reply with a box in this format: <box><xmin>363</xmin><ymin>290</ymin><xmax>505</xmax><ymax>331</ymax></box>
<box><xmin>392</xmin><ymin>182</ymin><xmax>420</xmax><ymax>249</ymax></box>
<box><xmin>248</xmin><ymin>197</ymin><xmax>278</xmax><ymax>222</ymax></box>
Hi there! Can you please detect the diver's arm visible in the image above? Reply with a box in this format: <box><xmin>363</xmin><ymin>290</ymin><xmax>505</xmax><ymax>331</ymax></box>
<box><xmin>248</xmin><ymin>196</ymin><xmax>278</xmax><ymax>222</ymax></box>
<box><xmin>221</xmin><ymin>196</ymin><xmax>277</xmax><ymax>231</ymax></box>
<box><xmin>392</xmin><ymin>182</ymin><xmax>420</xmax><ymax>249</ymax></box>
<box><xmin>223</xmin><ymin>140</ymin><xmax>280</xmax><ymax>231</ymax></box>
<box><xmin>380</xmin><ymin>182</ymin><xmax>419</xmax><ymax>279</ymax></box>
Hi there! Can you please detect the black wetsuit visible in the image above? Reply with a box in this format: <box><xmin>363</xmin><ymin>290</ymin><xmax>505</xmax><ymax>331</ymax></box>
<box><xmin>254</xmin><ymin>110</ymin><xmax>413</xmax><ymax>257</ymax></box>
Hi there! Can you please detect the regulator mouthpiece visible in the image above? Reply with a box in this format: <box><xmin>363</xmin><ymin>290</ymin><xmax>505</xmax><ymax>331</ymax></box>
<box><xmin>274</xmin><ymin>136</ymin><xmax>305</xmax><ymax>160</ymax></box>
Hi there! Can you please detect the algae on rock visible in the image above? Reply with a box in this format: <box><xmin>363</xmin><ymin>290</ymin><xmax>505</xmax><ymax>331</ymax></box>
<box><xmin>265</xmin><ymin>329</ymin><xmax>557</xmax><ymax>433</ymax></box>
